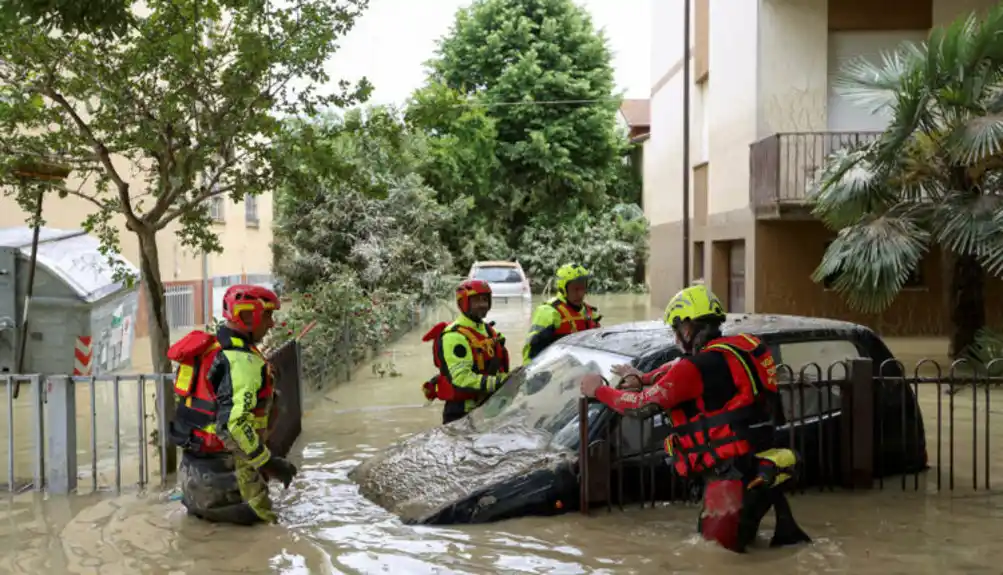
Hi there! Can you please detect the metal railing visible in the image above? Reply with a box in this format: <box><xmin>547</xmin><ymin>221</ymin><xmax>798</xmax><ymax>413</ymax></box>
<box><xmin>0</xmin><ymin>373</ymin><xmax>162</xmax><ymax>494</ymax></box>
<box><xmin>749</xmin><ymin>131</ymin><xmax>881</xmax><ymax>212</ymax></box>
<box><xmin>575</xmin><ymin>356</ymin><xmax>1003</xmax><ymax>515</ymax></box>
<box><xmin>165</xmin><ymin>284</ymin><xmax>196</xmax><ymax>329</ymax></box>
<box><xmin>0</xmin><ymin>339</ymin><xmax>305</xmax><ymax>495</ymax></box>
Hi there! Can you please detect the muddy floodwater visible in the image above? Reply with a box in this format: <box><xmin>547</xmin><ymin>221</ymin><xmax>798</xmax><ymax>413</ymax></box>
<box><xmin>1</xmin><ymin>294</ymin><xmax>1003</xmax><ymax>574</ymax></box>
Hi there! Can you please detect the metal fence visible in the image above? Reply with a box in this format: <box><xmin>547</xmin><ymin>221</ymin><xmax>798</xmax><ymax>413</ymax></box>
<box><xmin>0</xmin><ymin>340</ymin><xmax>304</xmax><ymax>495</ymax></box>
<box><xmin>576</xmin><ymin>356</ymin><xmax>1003</xmax><ymax>515</ymax></box>
<box><xmin>165</xmin><ymin>284</ymin><xmax>196</xmax><ymax>329</ymax></box>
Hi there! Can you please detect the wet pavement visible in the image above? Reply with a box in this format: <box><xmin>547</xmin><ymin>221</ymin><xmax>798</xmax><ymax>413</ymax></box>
<box><xmin>0</xmin><ymin>294</ymin><xmax>1002</xmax><ymax>574</ymax></box>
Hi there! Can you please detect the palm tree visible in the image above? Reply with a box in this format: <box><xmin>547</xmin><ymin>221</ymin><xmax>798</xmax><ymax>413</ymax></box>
<box><xmin>809</xmin><ymin>6</ymin><xmax>1003</xmax><ymax>358</ymax></box>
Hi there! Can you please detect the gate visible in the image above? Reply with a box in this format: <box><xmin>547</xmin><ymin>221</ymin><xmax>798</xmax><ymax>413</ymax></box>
<box><xmin>576</xmin><ymin>356</ymin><xmax>1003</xmax><ymax>515</ymax></box>
<box><xmin>164</xmin><ymin>284</ymin><xmax>195</xmax><ymax>329</ymax></box>
<box><xmin>0</xmin><ymin>341</ymin><xmax>304</xmax><ymax>494</ymax></box>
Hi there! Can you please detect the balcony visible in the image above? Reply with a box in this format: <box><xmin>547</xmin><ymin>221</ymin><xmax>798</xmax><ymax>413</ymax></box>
<box><xmin>749</xmin><ymin>131</ymin><xmax>881</xmax><ymax>219</ymax></box>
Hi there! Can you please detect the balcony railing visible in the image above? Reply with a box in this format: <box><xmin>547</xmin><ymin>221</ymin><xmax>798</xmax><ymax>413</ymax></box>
<box><xmin>750</xmin><ymin>131</ymin><xmax>881</xmax><ymax>216</ymax></box>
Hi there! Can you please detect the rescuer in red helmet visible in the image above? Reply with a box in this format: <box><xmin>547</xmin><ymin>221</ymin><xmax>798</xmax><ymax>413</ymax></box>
<box><xmin>420</xmin><ymin>279</ymin><xmax>512</xmax><ymax>424</ymax></box>
<box><xmin>167</xmin><ymin>283</ymin><xmax>298</xmax><ymax>525</ymax></box>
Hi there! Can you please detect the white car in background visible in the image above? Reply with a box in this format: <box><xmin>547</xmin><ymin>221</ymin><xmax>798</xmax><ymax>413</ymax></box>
<box><xmin>468</xmin><ymin>261</ymin><xmax>532</xmax><ymax>301</ymax></box>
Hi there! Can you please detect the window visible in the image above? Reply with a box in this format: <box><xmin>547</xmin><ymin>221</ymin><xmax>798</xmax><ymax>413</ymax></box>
<box><xmin>467</xmin><ymin>344</ymin><xmax>632</xmax><ymax>450</ymax></box>
<box><xmin>774</xmin><ymin>339</ymin><xmax>861</xmax><ymax>421</ymax></box>
<box><xmin>694</xmin><ymin>0</ymin><xmax>709</xmax><ymax>82</ymax></box>
<box><xmin>471</xmin><ymin>266</ymin><xmax>523</xmax><ymax>283</ymax></box>
<box><xmin>728</xmin><ymin>241</ymin><xmax>746</xmax><ymax>313</ymax></box>
<box><xmin>245</xmin><ymin>195</ymin><xmax>259</xmax><ymax>226</ymax></box>
<box><xmin>821</xmin><ymin>241</ymin><xmax>923</xmax><ymax>289</ymax></box>
<box><xmin>693</xmin><ymin>241</ymin><xmax>705</xmax><ymax>281</ymax></box>
<box><xmin>208</xmin><ymin>196</ymin><xmax>225</xmax><ymax>223</ymax></box>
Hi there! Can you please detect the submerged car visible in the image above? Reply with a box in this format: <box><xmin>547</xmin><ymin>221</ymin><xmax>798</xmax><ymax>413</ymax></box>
<box><xmin>350</xmin><ymin>314</ymin><xmax>928</xmax><ymax>525</ymax></box>
<box><xmin>468</xmin><ymin>260</ymin><xmax>532</xmax><ymax>301</ymax></box>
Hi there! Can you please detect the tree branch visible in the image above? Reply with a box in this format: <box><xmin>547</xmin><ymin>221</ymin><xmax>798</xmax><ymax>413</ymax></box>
<box><xmin>157</xmin><ymin>182</ymin><xmax>239</xmax><ymax>228</ymax></box>
<box><xmin>42</xmin><ymin>88</ymin><xmax>143</xmax><ymax>230</ymax></box>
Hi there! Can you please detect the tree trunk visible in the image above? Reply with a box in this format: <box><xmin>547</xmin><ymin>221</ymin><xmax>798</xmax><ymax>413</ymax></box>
<box><xmin>136</xmin><ymin>228</ymin><xmax>178</xmax><ymax>474</ymax></box>
<box><xmin>948</xmin><ymin>252</ymin><xmax>985</xmax><ymax>358</ymax></box>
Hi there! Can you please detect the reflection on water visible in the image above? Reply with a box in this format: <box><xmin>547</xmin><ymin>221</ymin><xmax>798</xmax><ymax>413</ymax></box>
<box><xmin>0</xmin><ymin>295</ymin><xmax>1002</xmax><ymax>573</ymax></box>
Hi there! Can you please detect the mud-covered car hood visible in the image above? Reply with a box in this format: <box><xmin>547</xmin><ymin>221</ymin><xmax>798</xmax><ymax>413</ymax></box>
<box><xmin>349</xmin><ymin>416</ymin><xmax>576</xmax><ymax>524</ymax></box>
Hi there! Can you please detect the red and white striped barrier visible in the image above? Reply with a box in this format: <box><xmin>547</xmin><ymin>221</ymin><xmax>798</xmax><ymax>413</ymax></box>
<box><xmin>74</xmin><ymin>336</ymin><xmax>93</xmax><ymax>376</ymax></box>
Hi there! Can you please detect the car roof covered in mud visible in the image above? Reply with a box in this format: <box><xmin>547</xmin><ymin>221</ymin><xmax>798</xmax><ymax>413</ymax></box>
<box><xmin>561</xmin><ymin>313</ymin><xmax>875</xmax><ymax>358</ymax></box>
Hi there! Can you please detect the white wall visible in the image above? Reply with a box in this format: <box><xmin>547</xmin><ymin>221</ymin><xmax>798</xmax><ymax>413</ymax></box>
<box><xmin>757</xmin><ymin>0</ymin><xmax>829</xmax><ymax>136</ymax></box>
<box><xmin>826</xmin><ymin>31</ymin><xmax>928</xmax><ymax>132</ymax></box>
<box><xmin>643</xmin><ymin>0</ymin><xmax>689</xmax><ymax>227</ymax></box>
<box><xmin>706</xmin><ymin>0</ymin><xmax>759</xmax><ymax>216</ymax></box>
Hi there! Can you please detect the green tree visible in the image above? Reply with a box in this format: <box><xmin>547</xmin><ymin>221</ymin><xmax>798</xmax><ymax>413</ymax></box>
<box><xmin>406</xmin><ymin>83</ymin><xmax>508</xmax><ymax>271</ymax></box>
<box><xmin>0</xmin><ymin>0</ymin><xmax>132</xmax><ymax>36</ymax></box>
<box><xmin>809</xmin><ymin>7</ymin><xmax>1003</xmax><ymax>356</ymax></box>
<box><xmin>410</xmin><ymin>0</ymin><xmax>626</xmax><ymax>244</ymax></box>
<box><xmin>0</xmin><ymin>0</ymin><xmax>372</xmax><ymax>376</ymax></box>
<box><xmin>272</xmin><ymin>107</ymin><xmax>455</xmax><ymax>297</ymax></box>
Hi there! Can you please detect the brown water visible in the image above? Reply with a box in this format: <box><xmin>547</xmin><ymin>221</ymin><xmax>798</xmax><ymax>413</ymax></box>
<box><xmin>1</xmin><ymin>294</ymin><xmax>1002</xmax><ymax>574</ymax></box>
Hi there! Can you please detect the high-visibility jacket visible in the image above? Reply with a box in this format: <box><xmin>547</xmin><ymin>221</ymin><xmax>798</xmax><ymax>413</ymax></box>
<box><xmin>662</xmin><ymin>334</ymin><xmax>781</xmax><ymax>477</ymax></box>
<box><xmin>522</xmin><ymin>296</ymin><xmax>601</xmax><ymax>363</ymax></box>
<box><xmin>421</xmin><ymin>314</ymin><xmax>509</xmax><ymax>412</ymax></box>
<box><xmin>168</xmin><ymin>327</ymin><xmax>275</xmax><ymax>468</ymax></box>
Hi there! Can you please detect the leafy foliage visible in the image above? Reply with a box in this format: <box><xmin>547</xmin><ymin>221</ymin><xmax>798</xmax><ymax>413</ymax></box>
<box><xmin>517</xmin><ymin>203</ymin><xmax>649</xmax><ymax>293</ymax></box>
<box><xmin>0</xmin><ymin>0</ymin><xmax>371</xmax><ymax>372</ymax></box>
<box><xmin>809</xmin><ymin>6</ymin><xmax>1003</xmax><ymax>355</ymax></box>
<box><xmin>406</xmin><ymin>0</ymin><xmax>645</xmax><ymax>281</ymax></box>
<box><xmin>273</xmin><ymin>108</ymin><xmax>454</xmax><ymax>297</ymax></box>
<box><xmin>270</xmin><ymin>107</ymin><xmax>458</xmax><ymax>384</ymax></box>
<box><xmin>0</xmin><ymin>0</ymin><xmax>132</xmax><ymax>36</ymax></box>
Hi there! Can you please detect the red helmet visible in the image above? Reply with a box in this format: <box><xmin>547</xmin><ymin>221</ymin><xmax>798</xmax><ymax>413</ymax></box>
<box><xmin>222</xmin><ymin>284</ymin><xmax>280</xmax><ymax>332</ymax></box>
<box><xmin>455</xmin><ymin>279</ymin><xmax>491</xmax><ymax>314</ymax></box>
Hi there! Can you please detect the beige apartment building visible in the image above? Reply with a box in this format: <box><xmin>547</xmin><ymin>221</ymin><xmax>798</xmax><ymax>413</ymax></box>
<box><xmin>0</xmin><ymin>176</ymin><xmax>274</xmax><ymax>337</ymax></box>
<box><xmin>644</xmin><ymin>0</ymin><xmax>1003</xmax><ymax>337</ymax></box>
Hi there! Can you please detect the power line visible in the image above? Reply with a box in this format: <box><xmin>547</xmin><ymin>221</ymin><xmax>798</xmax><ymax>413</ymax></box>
<box><xmin>445</xmin><ymin>97</ymin><xmax>624</xmax><ymax>108</ymax></box>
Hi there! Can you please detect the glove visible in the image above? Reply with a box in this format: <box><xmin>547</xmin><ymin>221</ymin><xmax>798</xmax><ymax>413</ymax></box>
<box><xmin>260</xmin><ymin>456</ymin><xmax>298</xmax><ymax>488</ymax></box>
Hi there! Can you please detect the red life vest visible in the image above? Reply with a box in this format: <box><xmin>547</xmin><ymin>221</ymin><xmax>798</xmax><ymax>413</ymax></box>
<box><xmin>662</xmin><ymin>334</ymin><xmax>781</xmax><ymax>477</ymax></box>
<box><xmin>168</xmin><ymin>330</ymin><xmax>274</xmax><ymax>453</ymax></box>
<box><xmin>421</xmin><ymin>320</ymin><xmax>510</xmax><ymax>402</ymax></box>
<box><xmin>549</xmin><ymin>298</ymin><xmax>601</xmax><ymax>336</ymax></box>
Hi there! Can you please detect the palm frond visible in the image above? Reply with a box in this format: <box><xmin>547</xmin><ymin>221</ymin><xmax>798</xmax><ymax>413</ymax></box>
<box><xmin>809</xmin><ymin>145</ymin><xmax>897</xmax><ymax>229</ymax></box>
<box><xmin>933</xmin><ymin>189</ymin><xmax>1003</xmax><ymax>257</ymax></box>
<box><xmin>835</xmin><ymin>43</ymin><xmax>921</xmax><ymax>113</ymax></box>
<box><xmin>964</xmin><ymin>326</ymin><xmax>1003</xmax><ymax>376</ymax></box>
<box><xmin>811</xmin><ymin>217</ymin><xmax>930</xmax><ymax>313</ymax></box>
<box><xmin>976</xmin><ymin>202</ymin><xmax>1003</xmax><ymax>276</ymax></box>
<box><xmin>943</xmin><ymin>114</ymin><xmax>1003</xmax><ymax>166</ymax></box>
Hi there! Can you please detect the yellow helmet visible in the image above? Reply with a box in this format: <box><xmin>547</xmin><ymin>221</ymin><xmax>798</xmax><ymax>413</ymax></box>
<box><xmin>663</xmin><ymin>284</ymin><xmax>726</xmax><ymax>327</ymax></box>
<box><xmin>555</xmin><ymin>264</ymin><xmax>589</xmax><ymax>296</ymax></box>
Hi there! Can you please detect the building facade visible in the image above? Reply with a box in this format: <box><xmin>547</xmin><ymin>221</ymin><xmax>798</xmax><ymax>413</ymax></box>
<box><xmin>644</xmin><ymin>0</ymin><xmax>1003</xmax><ymax>336</ymax></box>
<box><xmin>0</xmin><ymin>173</ymin><xmax>274</xmax><ymax>337</ymax></box>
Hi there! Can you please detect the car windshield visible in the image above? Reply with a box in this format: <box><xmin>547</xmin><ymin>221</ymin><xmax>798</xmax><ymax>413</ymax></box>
<box><xmin>472</xmin><ymin>266</ymin><xmax>523</xmax><ymax>283</ymax></box>
<box><xmin>466</xmin><ymin>343</ymin><xmax>632</xmax><ymax>450</ymax></box>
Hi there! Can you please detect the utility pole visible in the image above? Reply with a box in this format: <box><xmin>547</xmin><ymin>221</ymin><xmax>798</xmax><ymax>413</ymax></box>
<box><xmin>682</xmin><ymin>0</ymin><xmax>692</xmax><ymax>287</ymax></box>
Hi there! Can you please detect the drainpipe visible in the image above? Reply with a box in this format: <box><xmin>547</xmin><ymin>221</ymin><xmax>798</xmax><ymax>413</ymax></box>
<box><xmin>202</xmin><ymin>251</ymin><xmax>210</xmax><ymax>328</ymax></box>
<box><xmin>14</xmin><ymin>188</ymin><xmax>44</xmax><ymax>398</ymax></box>
<box><xmin>681</xmin><ymin>0</ymin><xmax>691</xmax><ymax>287</ymax></box>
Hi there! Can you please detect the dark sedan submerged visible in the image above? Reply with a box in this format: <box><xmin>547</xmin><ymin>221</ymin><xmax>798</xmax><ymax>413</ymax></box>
<box><xmin>350</xmin><ymin>314</ymin><xmax>928</xmax><ymax>525</ymax></box>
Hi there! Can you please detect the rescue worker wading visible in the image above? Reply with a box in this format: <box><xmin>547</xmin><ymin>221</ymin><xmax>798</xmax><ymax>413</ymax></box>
<box><xmin>421</xmin><ymin>279</ymin><xmax>511</xmax><ymax>425</ymax></box>
<box><xmin>168</xmin><ymin>284</ymin><xmax>299</xmax><ymax>525</ymax></box>
<box><xmin>523</xmin><ymin>264</ymin><xmax>602</xmax><ymax>363</ymax></box>
<box><xmin>580</xmin><ymin>284</ymin><xmax>811</xmax><ymax>553</ymax></box>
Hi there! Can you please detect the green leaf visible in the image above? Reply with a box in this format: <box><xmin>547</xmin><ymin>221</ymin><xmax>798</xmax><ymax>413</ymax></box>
<box><xmin>811</xmin><ymin>217</ymin><xmax>930</xmax><ymax>313</ymax></box>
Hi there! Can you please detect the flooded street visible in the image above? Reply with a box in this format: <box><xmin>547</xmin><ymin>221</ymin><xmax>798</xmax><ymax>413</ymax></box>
<box><xmin>0</xmin><ymin>293</ymin><xmax>1002</xmax><ymax>574</ymax></box>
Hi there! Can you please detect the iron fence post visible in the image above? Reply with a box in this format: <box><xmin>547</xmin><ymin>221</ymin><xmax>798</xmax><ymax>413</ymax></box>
<box><xmin>840</xmin><ymin>358</ymin><xmax>874</xmax><ymax>489</ymax></box>
<box><xmin>294</xmin><ymin>341</ymin><xmax>305</xmax><ymax>416</ymax></box>
<box><xmin>45</xmin><ymin>376</ymin><xmax>77</xmax><ymax>494</ymax></box>
<box><xmin>31</xmin><ymin>375</ymin><xmax>44</xmax><ymax>491</ymax></box>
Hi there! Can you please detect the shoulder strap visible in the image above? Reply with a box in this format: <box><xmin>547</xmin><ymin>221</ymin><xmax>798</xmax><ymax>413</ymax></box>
<box><xmin>704</xmin><ymin>341</ymin><xmax>766</xmax><ymax>396</ymax></box>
